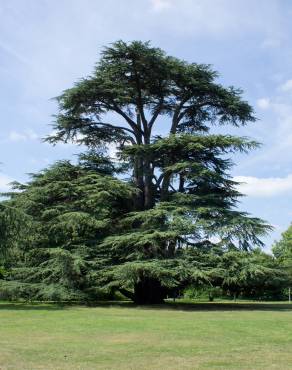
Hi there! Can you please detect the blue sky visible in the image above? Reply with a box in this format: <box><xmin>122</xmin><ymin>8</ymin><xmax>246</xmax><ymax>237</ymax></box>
<box><xmin>1</xmin><ymin>0</ymin><xmax>292</xmax><ymax>250</ymax></box>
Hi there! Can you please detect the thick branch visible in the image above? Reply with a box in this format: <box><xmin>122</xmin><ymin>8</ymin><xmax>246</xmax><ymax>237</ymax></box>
<box><xmin>177</xmin><ymin>100</ymin><xmax>221</xmax><ymax>124</ymax></box>
<box><xmin>170</xmin><ymin>96</ymin><xmax>191</xmax><ymax>134</ymax></box>
<box><xmin>111</xmin><ymin>103</ymin><xmax>144</xmax><ymax>137</ymax></box>
<box><xmin>97</xmin><ymin>122</ymin><xmax>135</xmax><ymax>136</ymax></box>
<box><xmin>133</xmin><ymin>69</ymin><xmax>148</xmax><ymax>132</ymax></box>
<box><xmin>149</xmin><ymin>99</ymin><xmax>164</xmax><ymax>131</ymax></box>
<box><xmin>118</xmin><ymin>288</ymin><xmax>135</xmax><ymax>300</ymax></box>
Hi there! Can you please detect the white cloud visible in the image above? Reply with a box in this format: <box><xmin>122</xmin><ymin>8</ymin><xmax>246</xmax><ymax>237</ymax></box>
<box><xmin>8</xmin><ymin>131</ymin><xmax>27</xmax><ymax>142</ymax></box>
<box><xmin>280</xmin><ymin>79</ymin><xmax>292</xmax><ymax>92</ymax></box>
<box><xmin>241</xmin><ymin>79</ymin><xmax>292</xmax><ymax>172</ymax></box>
<box><xmin>29</xmin><ymin>157</ymin><xmax>50</xmax><ymax>166</ymax></box>
<box><xmin>272</xmin><ymin>224</ymin><xmax>286</xmax><ymax>232</ymax></box>
<box><xmin>235</xmin><ymin>174</ymin><xmax>292</xmax><ymax>197</ymax></box>
<box><xmin>150</xmin><ymin>0</ymin><xmax>172</xmax><ymax>12</ymax></box>
<box><xmin>107</xmin><ymin>143</ymin><xmax>118</xmax><ymax>159</ymax></box>
<box><xmin>0</xmin><ymin>174</ymin><xmax>14</xmax><ymax>193</ymax></box>
<box><xmin>261</xmin><ymin>37</ymin><xmax>282</xmax><ymax>49</ymax></box>
<box><xmin>257</xmin><ymin>98</ymin><xmax>270</xmax><ymax>110</ymax></box>
<box><xmin>8</xmin><ymin>129</ymin><xmax>39</xmax><ymax>142</ymax></box>
<box><xmin>107</xmin><ymin>141</ymin><xmax>131</xmax><ymax>160</ymax></box>
<box><xmin>0</xmin><ymin>0</ymin><xmax>286</xmax><ymax>106</ymax></box>
<box><xmin>147</xmin><ymin>0</ymin><xmax>284</xmax><ymax>39</ymax></box>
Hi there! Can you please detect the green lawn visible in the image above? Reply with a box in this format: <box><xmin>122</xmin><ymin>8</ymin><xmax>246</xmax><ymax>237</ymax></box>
<box><xmin>1</xmin><ymin>301</ymin><xmax>292</xmax><ymax>369</ymax></box>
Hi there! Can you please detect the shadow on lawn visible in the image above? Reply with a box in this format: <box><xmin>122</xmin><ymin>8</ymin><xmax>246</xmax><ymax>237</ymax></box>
<box><xmin>0</xmin><ymin>302</ymin><xmax>67</xmax><ymax>311</ymax></box>
<box><xmin>1</xmin><ymin>300</ymin><xmax>292</xmax><ymax>311</ymax></box>
<box><xmin>160</xmin><ymin>302</ymin><xmax>292</xmax><ymax>312</ymax></box>
<box><xmin>86</xmin><ymin>300</ymin><xmax>292</xmax><ymax>312</ymax></box>
<box><xmin>99</xmin><ymin>300</ymin><xmax>292</xmax><ymax>312</ymax></box>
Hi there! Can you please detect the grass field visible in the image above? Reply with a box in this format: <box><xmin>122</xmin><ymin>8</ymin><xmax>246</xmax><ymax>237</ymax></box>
<box><xmin>1</xmin><ymin>301</ymin><xmax>292</xmax><ymax>369</ymax></box>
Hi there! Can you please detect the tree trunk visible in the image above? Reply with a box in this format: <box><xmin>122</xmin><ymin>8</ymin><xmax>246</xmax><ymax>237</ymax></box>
<box><xmin>133</xmin><ymin>278</ymin><xmax>166</xmax><ymax>304</ymax></box>
<box><xmin>133</xmin><ymin>155</ymin><xmax>145</xmax><ymax>210</ymax></box>
<box><xmin>143</xmin><ymin>132</ymin><xmax>155</xmax><ymax>209</ymax></box>
<box><xmin>161</xmin><ymin>172</ymin><xmax>171</xmax><ymax>201</ymax></box>
<box><xmin>144</xmin><ymin>159</ymin><xmax>154</xmax><ymax>209</ymax></box>
<box><xmin>167</xmin><ymin>240</ymin><xmax>176</xmax><ymax>257</ymax></box>
<box><xmin>133</xmin><ymin>111</ymin><xmax>145</xmax><ymax>210</ymax></box>
<box><xmin>118</xmin><ymin>288</ymin><xmax>135</xmax><ymax>301</ymax></box>
<box><xmin>178</xmin><ymin>174</ymin><xmax>185</xmax><ymax>192</ymax></box>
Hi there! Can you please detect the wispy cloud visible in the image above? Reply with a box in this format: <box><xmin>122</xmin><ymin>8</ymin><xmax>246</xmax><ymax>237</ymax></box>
<box><xmin>235</xmin><ymin>174</ymin><xmax>292</xmax><ymax>197</ymax></box>
<box><xmin>148</xmin><ymin>0</ymin><xmax>284</xmax><ymax>39</ymax></box>
<box><xmin>150</xmin><ymin>0</ymin><xmax>172</xmax><ymax>12</ymax></box>
<box><xmin>257</xmin><ymin>98</ymin><xmax>270</xmax><ymax>110</ymax></box>
<box><xmin>8</xmin><ymin>129</ymin><xmax>39</xmax><ymax>143</ymax></box>
<box><xmin>279</xmin><ymin>79</ymin><xmax>292</xmax><ymax>92</ymax></box>
<box><xmin>0</xmin><ymin>40</ymin><xmax>30</xmax><ymax>66</ymax></box>
<box><xmin>241</xmin><ymin>78</ymin><xmax>292</xmax><ymax>172</ymax></box>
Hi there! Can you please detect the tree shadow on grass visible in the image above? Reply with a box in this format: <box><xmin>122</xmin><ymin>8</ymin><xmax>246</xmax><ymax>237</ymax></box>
<box><xmin>163</xmin><ymin>301</ymin><xmax>292</xmax><ymax>312</ymax></box>
<box><xmin>0</xmin><ymin>302</ymin><xmax>68</xmax><ymax>311</ymax></box>
<box><xmin>86</xmin><ymin>300</ymin><xmax>292</xmax><ymax>312</ymax></box>
<box><xmin>1</xmin><ymin>300</ymin><xmax>292</xmax><ymax>312</ymax></box>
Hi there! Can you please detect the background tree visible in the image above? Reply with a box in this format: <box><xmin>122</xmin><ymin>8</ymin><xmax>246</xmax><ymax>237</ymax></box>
<box><xmin>183</xmin><ymin>248</ymin><xmax>286</xmax><ymax>302</ymax></box>
<box><xmin>273</xmin><ymin>224</ymin><xmax>292</xmax><ymax>301</ymax></box>
<box><xmin>273</xmin><ymin>224</ymin><xmax>292</xmax><ymax>260</ymax></box>
<box><xmin>215</xmin><ymin>249</ymin><xmax>286</xmax><ymax>301</ymax></box>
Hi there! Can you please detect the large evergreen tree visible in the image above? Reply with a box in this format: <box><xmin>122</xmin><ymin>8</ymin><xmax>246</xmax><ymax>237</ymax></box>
<box><xmin>1</xmin><ymin>41</ymin><xmax>271</xmax><ymax>304</ymax></box>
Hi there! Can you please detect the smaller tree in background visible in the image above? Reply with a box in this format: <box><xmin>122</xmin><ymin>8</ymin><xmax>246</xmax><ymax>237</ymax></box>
<box><xmin>183</xmin><ymin>248</ymin><xmax>287</xmax><ymax>302</ymax></box>
<box><xmin>273</xmin><ymin>224</ymin><xmax>292</xmax><ymax>260</ymax></box>
<box><xmin>216</xmin><ymin>249</ymin><xmax>287</xmax><ymax>301</ymax></box>
<box><xmin>273</xmin><ymin>225</ymin><xmax>292</xmax><ymax>301</ymax></box>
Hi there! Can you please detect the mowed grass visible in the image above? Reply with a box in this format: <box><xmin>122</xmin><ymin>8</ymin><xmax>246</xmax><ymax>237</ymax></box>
<box><xmin>1</xmin><ymin>301</ymin><xmax>292</xmax><ymax>369</ymax></box>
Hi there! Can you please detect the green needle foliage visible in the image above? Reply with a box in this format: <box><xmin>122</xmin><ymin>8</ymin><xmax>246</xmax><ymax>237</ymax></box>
<box><xmin>273</xmin><ymin>224</ymin><xmax>292</xmax><ymax>261</ymax></box>
<box><xmin>0</xmin><ymin>41</ymin><xmax>272</xmax><ymax>303</ymax></box>
<box><xmin>272</xmin><ymin>224</ymin><xmax>292</xmax><ymax>294</ymax></box>
<box><xmin>214</xmin><ymin>249</ymin><xmax>286</xmax><ymax>300</ymax></box>
<box><xmin>0</xmin><ymin>161</ymin><xmax>134</xmax><ymax>301</ymax></box>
